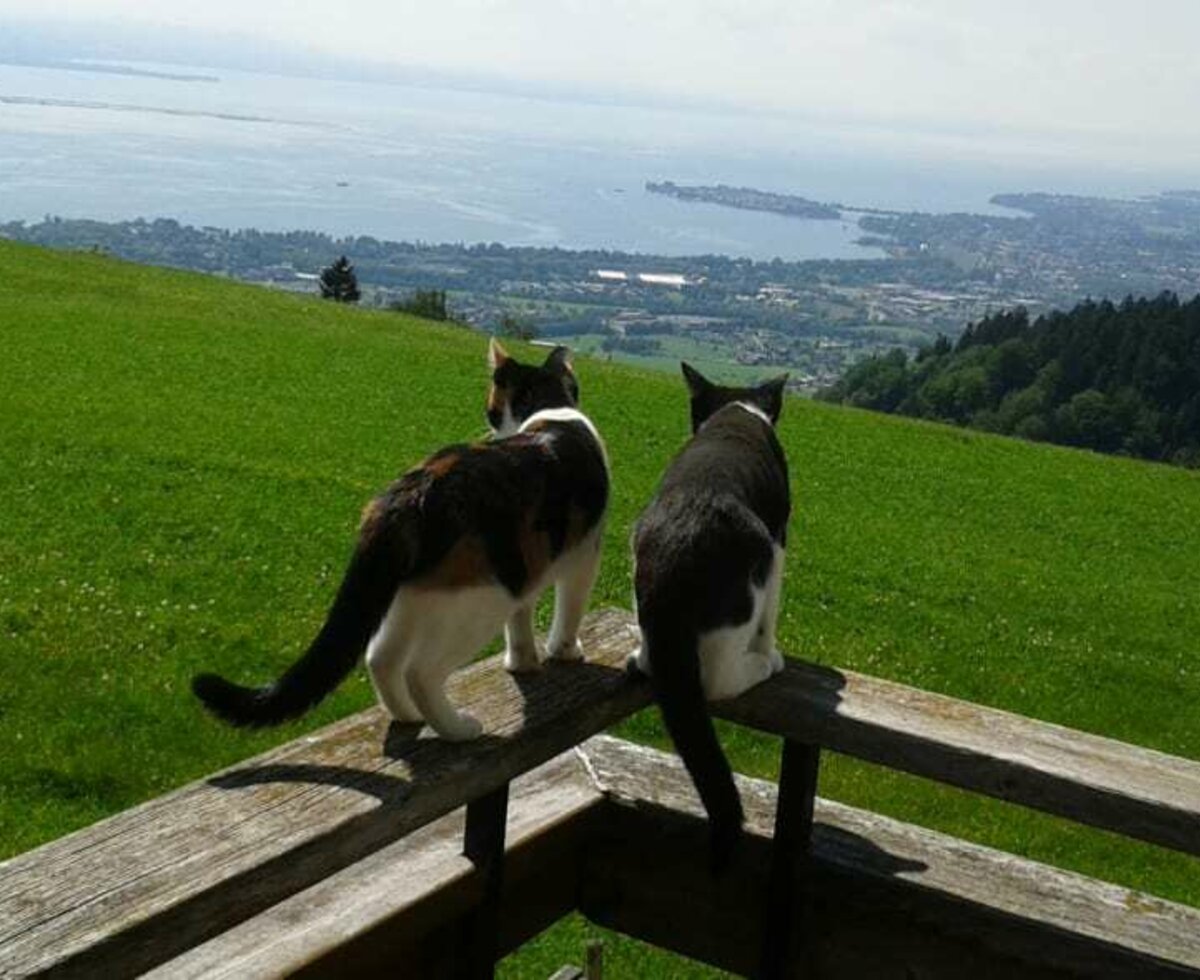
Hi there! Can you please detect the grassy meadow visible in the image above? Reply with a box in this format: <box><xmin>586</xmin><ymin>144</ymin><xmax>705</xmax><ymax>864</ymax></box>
<box><xmin>1</xmin><ymin>240</ymin><xmax>1198</xmax><ymax>974</ymax></box>
<box><xmin>552</xmin><ymin>331</ymin><xmax>781</xmax><ymax>383</ymax></box>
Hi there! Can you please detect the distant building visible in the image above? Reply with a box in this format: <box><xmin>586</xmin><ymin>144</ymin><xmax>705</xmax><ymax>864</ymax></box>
<box><xmin>636</xmin><ymin>272</ymin><xmax>691</xmax><ymax>287</ymax></box>
<box><xmin>593</xmin><ymin>269</ymin><xmax>701</xmax><ymax>288</ymax></box>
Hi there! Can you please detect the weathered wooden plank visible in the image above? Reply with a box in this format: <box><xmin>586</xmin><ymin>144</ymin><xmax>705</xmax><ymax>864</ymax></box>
<box><xmin>710</xmin><ymin>641</ymin><xmax>1200</xmax><ymax>857</ymax></box>
<box><xmin>103</xmin><ymin>734</ymin><xmax>1200</xmax><ymax>980</ymax></box>
<box><xmin>144</xmin><ymin>751</ymin><xmax>601</xmax><ymax>980</ymax></box>
<box><xmin>6</xmin><ymin>605</ymin><xmax>1198</xmax><ymax>978</ymax></box>
<box><xmin>0</xmin><ymin>609</ymin><xmax>647</xmax><ymax>979</ymax></box>
<box><xmin>580</xmin><ymin>736</ymin><xmax>1200</xmax><ymax>980</ymax></box>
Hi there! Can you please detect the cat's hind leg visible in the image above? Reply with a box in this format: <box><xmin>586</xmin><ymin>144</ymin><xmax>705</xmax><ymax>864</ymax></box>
<box><xmin>626</xmin><ymin>636</ymin><xmax>652</xmax><ymax>677</ymax></box>
<box><xmin>504</xmin><ymin>602</ymin><xmax>541</xmax><ymax>673</ymax></box>
<box><xmin>406</xmin><ymin>588</ymin><xmax>508</xmax><ymax>741</ymax></box>
<box><xmin>700</xmin><ymin>583</ymin><xmax>773</xmax><ymax>699</ymax></box>
<box><xmin>750</xmin><ymin>544</ymin><xmax>787</xmax><ymax>675</ymax></box>
<box><xmin>699</xmin><ymin>620</ymin><xmax>761</xmax><ymax>700</ymax></box>
<box><xmin>624</xmin><ymin>573</ymin><xmax>651</xmax><ymax>677</ymax></box>
<box><xmin>547</xmin><ymin>532</ymin><xmax>603</xmax><ymax>663</ymax></box>
<box><xmin>408</xmin><ymin>661</ymin><xmax>482</xmax><ymax>741</ymax></box>
<box><xmin>365</xmin><ymin>597</ymin><xmax>422</xmax><ymax>723</ymax></box>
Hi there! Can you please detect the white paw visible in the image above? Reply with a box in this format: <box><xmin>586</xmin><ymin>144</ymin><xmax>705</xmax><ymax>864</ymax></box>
<box><xmin>768</xmin><ymin>649</ymin><xmax>785</xmax><ymax>674</ymax></box>
<box><xmin>626</xmin><ymin>648</ymin><xmax>651</xmax><ymax>677</ymax></box>
<box><xmin>435</xmin><ymin>714</ymin><xmax>484</xmax><ymax>742</ymax></box>
<box><xmin>504</xmin><ymin>643</ymin><xmax>542</xmax><ymax>673</ymax></box>
<box><xmin>548</xmin><ymin>637</ymin><xmax>584</xmax><ymax>662</ymax></box>
<box><xmin>387</xmin><ymin>702</ymin><xmax>424</xmax><ymax>724</ymax></box>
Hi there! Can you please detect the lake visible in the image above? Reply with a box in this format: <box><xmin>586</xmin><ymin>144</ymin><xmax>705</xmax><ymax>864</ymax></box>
<box><xmin>0</xmin><ymin>61</ymin><xmax>1189</xmax><ymax>261</ymax></box>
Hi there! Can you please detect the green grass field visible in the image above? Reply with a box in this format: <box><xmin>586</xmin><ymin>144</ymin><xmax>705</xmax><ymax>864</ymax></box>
<box><xmin>554</xmin><ymin>331</ymin><xmax>790</xmax><ymax>384</ymax></box>
<box><xmin>2</xmin><ymin>240</ymin><xmax>1198</xmax><ymax>975</ymax></box>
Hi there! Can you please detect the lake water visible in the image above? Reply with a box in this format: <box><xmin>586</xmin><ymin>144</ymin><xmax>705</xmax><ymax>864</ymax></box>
<box><xmin>0</xmin><ymin>62</ymin><xmax>1190</xmax><ymax>261</ymax></box>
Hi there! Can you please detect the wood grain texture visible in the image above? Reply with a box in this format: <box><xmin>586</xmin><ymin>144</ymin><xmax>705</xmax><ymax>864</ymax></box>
<box><xmin>0</xmin><ymin>609</ymin><xmax>647</xmax><ymax>979</ymax></box>
<box><xmin>144</xmin><ymin>751</ymin><xmax>601</xmax><ymax>980</ymax></box>
<box><xmin>580</xmin><ymin>736</ymin><xmax>1200</xmax><ymax>980</ymax></box>
<box><xmin>708</xmin><ymin>638</ymin><xmax>1200</xmax><ymax>856</ymax></box>
<box><xmin>160</xmin><ymin>737</ymin><xmax>1200</xmax><ymax>980</ymax></box>
<box><xmin>5</xmin><ymin>605</ymin><xmax>1199</xmax><ymax>978</ymax></box>
<box><xmin>759</xmin><ymin>740</ymin><xmax>820</xmax><ymax>980</ymax></box>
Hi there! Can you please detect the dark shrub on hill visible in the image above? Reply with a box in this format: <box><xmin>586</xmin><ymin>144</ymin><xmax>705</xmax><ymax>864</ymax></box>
<box><xmin>819</xmin><ymin>292</ymin><xmax>1200</xmax><ymax>466</ymax></box>
<box><xmin>319</xmin><ymin>255</ymin><xmax>360</xmax><ymax>303</ymax></box>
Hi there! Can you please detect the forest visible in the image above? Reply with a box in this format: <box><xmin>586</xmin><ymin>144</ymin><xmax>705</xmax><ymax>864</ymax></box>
<box><xmin>819</xmin><ymin>293</ymin><xmax>1200</xmax><ymax>466</ymax></box>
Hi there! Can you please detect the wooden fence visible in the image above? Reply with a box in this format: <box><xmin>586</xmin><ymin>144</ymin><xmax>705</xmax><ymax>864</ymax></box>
<box><xmin>1</xmin><ymin>608</ymin><xmax>1198</xmax><ymax>978</ymax></box>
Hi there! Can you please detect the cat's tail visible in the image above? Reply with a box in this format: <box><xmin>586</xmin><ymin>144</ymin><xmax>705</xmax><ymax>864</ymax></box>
<box><xmin>643</xmin><ymin>623</ymin><xmax>744</xmax><ymax>873</ymax></box>
<box><xmin>192</xmin><ymin>504</ymin><xmax>413</xmax><ymax>727</ymax></box>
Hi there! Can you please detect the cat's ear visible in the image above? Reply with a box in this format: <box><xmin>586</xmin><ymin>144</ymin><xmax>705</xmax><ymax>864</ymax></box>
<box><xmin>756</xmin><ymin>374</ymin><xmax>789</xmax><ymax>424</ymax></box>
<box><xmin>681</xmin><ymin>362</ymin><xmax>712</xmax><ymax>397</ymax></box>
<box><xmin>488</xmin><ymin>337</ymin><xmax>510</xmax><ymax>371</ymax></box>
<box><xmin>543</xmin><ymin>345</ymin><xmax>573</xmax><ymax>375</ymax></box>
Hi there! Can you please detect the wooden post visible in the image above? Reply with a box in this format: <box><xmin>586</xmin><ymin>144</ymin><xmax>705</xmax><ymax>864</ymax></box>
<box><xmin>584</xmin><ymin>938</ymin><xmax>603</xmax><ymax>980</ymax></box>
<box><xmin>459</xmin><ymin>782</ymin><xmax>511</xmax><ymax>979</ymax></box>
<box><xmin>759</xmin><ymin>739</ymin><xmax>821</xmax><ymax>979</ymax></box>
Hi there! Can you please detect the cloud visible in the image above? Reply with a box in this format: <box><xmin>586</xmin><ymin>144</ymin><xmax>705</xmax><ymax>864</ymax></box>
<box><xmin>4</xmin><ymin>0</ymin><xmax>1200</xmax><ymax>163</ymax></box>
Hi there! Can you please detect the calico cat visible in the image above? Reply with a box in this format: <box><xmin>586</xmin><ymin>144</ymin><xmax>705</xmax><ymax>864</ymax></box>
<box><xmin>193</xmin><ymin>339</ymin><xmax>608</xmax><ymax>741</ymax></box>
<box><xmin>629</xmin><ymin>362</ymin><xmax>790</xmax><ymax>868</ymax></box>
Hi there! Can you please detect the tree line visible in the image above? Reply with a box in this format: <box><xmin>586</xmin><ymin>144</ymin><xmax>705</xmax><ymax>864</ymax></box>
<box><xmin>819</xmin><ymin>293</ymin><xmax>1200</xmax><ymax>467</ymax></box>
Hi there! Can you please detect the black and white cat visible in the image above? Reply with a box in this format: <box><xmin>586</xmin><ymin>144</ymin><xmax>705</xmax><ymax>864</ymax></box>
<box><xmin>629</xmin><ymin>362</ymin><xmax>790</xmax><ymax>868</ymax></box>
<box><xmin>193</xmin><ymin>339</ymin><xmax>608</xmax><ymax>741</ymax></box>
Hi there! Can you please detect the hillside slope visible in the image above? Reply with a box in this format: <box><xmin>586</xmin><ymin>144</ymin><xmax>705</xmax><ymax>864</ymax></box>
<box><xmin>2</xmin><ymin>240</ymin><xmax>1197</xmax><ymax>924</ymax></box>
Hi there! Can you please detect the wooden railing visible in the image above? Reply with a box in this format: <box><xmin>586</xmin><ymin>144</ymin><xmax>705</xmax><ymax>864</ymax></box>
<box><xmin>1</xmin><ymin>608</ymin><xmax>1198</xmax><ymax>979</ymax></box>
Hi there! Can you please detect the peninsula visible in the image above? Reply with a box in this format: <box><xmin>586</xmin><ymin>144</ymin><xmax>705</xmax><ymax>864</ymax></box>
<box><xmin>645</xmin><ymin>181</ymin><xmax>841</xmax><ymax>220</ymax></box>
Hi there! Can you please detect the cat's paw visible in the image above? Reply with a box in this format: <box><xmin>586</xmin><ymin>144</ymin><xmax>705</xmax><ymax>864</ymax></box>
<box><xmin>504</xmin><ymin>643</ymin><xmax>542</xmax><ymax>673</ymax></box>
<box><xmin>548</xmin><ymin>637</ymin><xmax>585</xmax><ymax>663</ymax></box>
<box><xmin>435</xmin><ymin>713</ymin><xmax>484</xmax><ymax>742</ymax></box>
<box><xmin>386</xmin><ymin>701</ymin><xmax>424</xmax><ymax>724</ymax></box>
<box><xmin>768</xmin><ymin>649</ymin><xmax>785</xmax><ymax>675</ymax></box>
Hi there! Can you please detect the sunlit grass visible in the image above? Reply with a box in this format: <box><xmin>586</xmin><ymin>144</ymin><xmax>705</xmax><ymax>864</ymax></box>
<box><xmin>2</xmin><ymin>240</ymin><xmax>1198</xmax><ymax>974</ymax></box>
<box><xmin>553</xmin><ymin>331</ymin><xmax>787</xmax><ymax>383</ymax></box>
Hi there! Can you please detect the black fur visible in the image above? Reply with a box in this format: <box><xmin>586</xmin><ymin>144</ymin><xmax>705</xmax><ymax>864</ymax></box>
<box><xmin>633</xmin><ymin>364</ymin><xmax>790</xmax><ymax>870</ymax></box>
<box><xmin>194</xmin><ymin>348</ymin><xmax>603</xmax><ymax>728</ymax></box>
<box><xmin>487</xmin><ymin>344</ymin><xmax>578</xmax><ymax>431</ymax></box>
<box><xmin>395</xmin><ymin>420</ymin><xmax>608</xmax><ymax>598</ymax></box>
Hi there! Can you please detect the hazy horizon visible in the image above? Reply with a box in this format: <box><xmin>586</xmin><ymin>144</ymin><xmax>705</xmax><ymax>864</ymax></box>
<box><xmin>3</xmin><ymin>3</ymin><xmax>1200</xmax><ymax>179</ymax></box>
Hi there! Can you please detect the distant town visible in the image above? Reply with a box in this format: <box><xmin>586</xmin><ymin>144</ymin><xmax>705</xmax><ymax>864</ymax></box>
<box><xmin>6</xmin><ymin>185</ymin><xmax>1200</xmax><ymax>391</ymax></box>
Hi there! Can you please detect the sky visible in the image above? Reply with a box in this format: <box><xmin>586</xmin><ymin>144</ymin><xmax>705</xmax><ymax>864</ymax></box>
<box><xmin>4</xmin><ymin>1</ymin><xmax>1200</xmax><ymax>167</ymax></box>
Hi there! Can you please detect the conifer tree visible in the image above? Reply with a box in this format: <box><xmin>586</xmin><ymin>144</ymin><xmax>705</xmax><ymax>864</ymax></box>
<box><xmin>319</xmin><ymin>255</ymin><xmax>360</xmax><ymax>303</ymax></box>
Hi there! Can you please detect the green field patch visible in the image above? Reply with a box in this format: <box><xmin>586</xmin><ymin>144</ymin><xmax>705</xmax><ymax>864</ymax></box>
<box><xmin>841</xmin><ymin>322</ymin><xmax>936</xmax><ymax>343</ymax></box>
<box><xmin>2</xmin><ymin>240</ymin><xmax>1198</xmax><ymax>973</ymax></box>
<box><xmin>553</xmin><ymin>331</ymin><xmax>795</xmax><ymax>384</ymax></box>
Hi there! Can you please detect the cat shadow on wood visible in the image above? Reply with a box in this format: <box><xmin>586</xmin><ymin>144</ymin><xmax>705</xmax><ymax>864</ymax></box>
<box><xmin>208</xmin><ymin>727</ymin><xmax>510</xmax><ymax>805</ymax></box>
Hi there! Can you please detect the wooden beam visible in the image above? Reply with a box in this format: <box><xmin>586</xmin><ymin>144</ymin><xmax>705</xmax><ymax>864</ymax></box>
<box><xmin>134</xmin><ymin>737</ymin><xmax>1200</xmax><ymax>980</ymax></box>
<box><xmin>579</xmin><ymin>736</ymin><xmax>1200</xmax><ymax>980</ymax></box>
<box><xmin>759</xmin><ymin>740</ymin><xmax>821</xmax><ymax>980</ymax></box>
<box><xmin>143</xmin><ymin>751</ymin><xmax>602</xmax><ymax>979</ymax></box>
<box><xmin>710</xmin><ymin>643</ymin><xmax>1200</xmax><ymax>857</ymax></box>
<box><xmin>459</xmin><ymin>782</ymin><xmax>510</xmax><ymax>979</ymax></box>
<box><xmin>5</xmin><ymin>606</ymin><xmax>1199</xmax><ymax>978</ymax></box>
<box><xmin>0</xmin><ymin>609</ymin><xmax>647</xmax><ymax>979</ymax></box>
